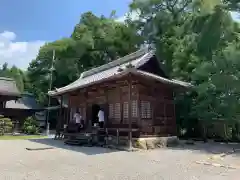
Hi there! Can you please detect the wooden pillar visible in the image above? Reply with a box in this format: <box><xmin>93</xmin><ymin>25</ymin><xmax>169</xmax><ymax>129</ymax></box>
<box><xmin>128</xmin><ymin>75</ymin><xmax>132</xmax><ymax>149</ymax></box>
<box><xmin>56</xmin><ymin>95</ymin><xmax>63</xmax><ymax>132</ymax></box>
<box><xmin>118</xmin><ymin>83</ymin><xmax>123</xmax><ymax>124</ymax></box>
<box><xmin>84</xmin><ymin>90</ymin><xmax>88</xmax><ymax>128</ymax></box>
<box><xmin>163</xmin><ymin>101</ymin><xmax>166</xmax><ymax>135</ymax></box>
<box><xmin>104</xmin><ymin>88</ymin><xmax>108</xmax><ymax>128</ymax></box>
<box><xmin>67</xmin><ymin>107</ymin><xmax>70</xmax><ymax>125</ymax></box>
<box><xmin>116</xmin><ymin>128</ymin><xmax>119</xmax><ymax>145</ymax></box>
<box><xmin>137</xmin><ymin>84</ymin><xmax>141</xmax><ymax>133</ymax></box>
<box><xmin>63</xmin><ymin>107</ymin><xmax>66</xmax><ymax>125</ymax></box>
<box><xmin>67</xmin><ymin>95</ymin><xmax>70</xmax><ymax>124</ymax></box>
<box><xmin>152</xmin><ymin>100</ymin><xmax>155</xmax><ymax>135</ymax></box>
<box><xmin>173</xmin><ymin>91</ymin><xmax>176</xmax><ymax>135</ymax></box>
<box><xmin>59</xmin><ymin>95</ymin><xmax>63</xmax><ymax>129</ymax></box>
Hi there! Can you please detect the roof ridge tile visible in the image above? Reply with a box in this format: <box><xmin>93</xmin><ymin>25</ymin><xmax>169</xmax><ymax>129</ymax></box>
<box><xmin>80</xmin><ymin>48</ymin><xmax>149</xmax><ymax>79</ymax></box>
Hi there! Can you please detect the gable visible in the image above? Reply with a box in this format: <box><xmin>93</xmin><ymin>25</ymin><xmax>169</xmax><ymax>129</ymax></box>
<box><xmin>137</xmin><ymin>55</ymin><xmax>168</xmax><ymax>78</ymax></box>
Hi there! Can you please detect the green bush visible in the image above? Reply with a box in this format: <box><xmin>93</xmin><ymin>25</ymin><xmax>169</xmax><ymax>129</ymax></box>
<box><xmin>0</xmin><ymin>117</ymin><xmax>13</xmax><ymax>135</ymax></box>
<box><xmin>23</xmin><ymin>116</ymin><xmax>39</xmax><ymax>135</ymax></box>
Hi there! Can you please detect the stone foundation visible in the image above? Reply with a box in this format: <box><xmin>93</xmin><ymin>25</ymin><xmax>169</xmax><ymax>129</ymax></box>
<box><xmin>105</xmin><ymin>135</ymin><xmax>179</xmax><ymax>150</ymax></box>
<box><xmin>133</xmin><ymin>136</ymin><xmax>179</xmax><ymax>150</ymax></box>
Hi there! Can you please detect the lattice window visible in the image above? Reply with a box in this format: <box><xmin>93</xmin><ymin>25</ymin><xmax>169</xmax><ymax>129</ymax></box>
<box><xmin>114</xmin><ymin>103</ymin><xmax>121</xmax><ymax>119</ymax></box>
<box><xmin>132</xmin><ymin>100</ymin><xmax>138</xmax><ymax>118</ymax></box>
<box><xmin>109</xmin><ymin>104</ymin><xmax>114</xmax><ymax>118</ymax></box>
<box><xmin>123</xmin><ymin>102</ymin><xmax>129</xmax><ymax>118</ymax></box>
<box><xmin>141</xmin><ymin>101</ymin><xmax>151</xmax><ymax>119</ymax></box>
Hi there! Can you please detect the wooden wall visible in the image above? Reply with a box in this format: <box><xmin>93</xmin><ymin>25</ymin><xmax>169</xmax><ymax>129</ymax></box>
<box><xmin>152</xmin><ymin>82</ymin><xmax>176</xmax><ymax>136</ymax></box>
<box><xmin>107</xmin><ymin>81</ymin><xmax>139</xmax><ymax>128</ymax></box>
<box><xmin>66</xmin><ymin>75</ymin><xmax>177</xmax><ymax>137</ymax></box>
<box><xmin>134</xmin><ymin>76</ymin><xmax>176</xmax><ymax>136</ymax></box>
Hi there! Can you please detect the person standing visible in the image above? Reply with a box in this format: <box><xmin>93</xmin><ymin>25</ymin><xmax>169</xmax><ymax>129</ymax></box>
<box><xmin>73</xmin><ymin>109</ymin><xmax>82</xmax><ymax>132</ymax></box>
<box><xmin>98</xmin><ymin>108</ymin><xmax>105</xmax><ymax>128</ymax></box>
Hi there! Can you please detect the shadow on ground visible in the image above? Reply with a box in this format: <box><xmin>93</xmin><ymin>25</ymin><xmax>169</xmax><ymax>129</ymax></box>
<box><xmin>170</xmin><ymin>141</ymin><xmax>240</xmax><ymax>156</ymax></box>
<box><xmin>29</xmin><ymin>138</ymin><xmax>240</xmax><ymax>156</ymax></box>
<box><xmin>28</xmin><ymin>138</ymin><xmax>119</xmax><ymax>155</ymax></box>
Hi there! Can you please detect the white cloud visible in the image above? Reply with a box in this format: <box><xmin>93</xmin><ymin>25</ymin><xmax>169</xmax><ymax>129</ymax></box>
<box><xmin>0</xmin><ymin>31</ymin><xmax>45</xmax><ymax>70</ymax></box>
<box><xmin>1</xmin><ymin>31</ymin><xmax>16</xmax><ymax>41</ymax></box>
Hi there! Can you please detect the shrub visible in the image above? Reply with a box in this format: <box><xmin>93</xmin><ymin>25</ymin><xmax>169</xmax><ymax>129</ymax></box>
<box><xmin>23</xmin><ymin>116</ymin><xmax>39</xmax><ymax>135</ymax></box>
<box><xmin>0</xmin><ymin>116</ymin><xmax>13</xmax><ymax>135</ymax></box>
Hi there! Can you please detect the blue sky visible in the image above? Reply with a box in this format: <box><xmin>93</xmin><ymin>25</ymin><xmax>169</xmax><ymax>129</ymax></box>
<box><xmin>0</xmin><ymin>0</ymin><xmax>131</xmax><ymax>69</ymax></box>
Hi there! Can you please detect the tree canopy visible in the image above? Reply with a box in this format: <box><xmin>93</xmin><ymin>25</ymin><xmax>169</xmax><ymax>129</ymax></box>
<box><xmin>127</xmin><ymin>0</ymin><xmax>240</xmax><ymax>135</ymax></box>
<box><xmin>27</xmin><ymin>12</ymin><xmax>143</xmax><ymax>104</ymax></box>
<box><xmin>1</xmin><ymin>0</ymin><xmax>239</xmax><ymax>135</ymax></box>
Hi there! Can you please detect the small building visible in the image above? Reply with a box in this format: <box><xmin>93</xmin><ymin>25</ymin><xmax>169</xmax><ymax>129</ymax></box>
<box><xmin>49</xmin><ymin>49</ymin><xmax>191</xmax><ymax>141</ymax></box>
<box><xmin>0</xmin><ymin>77</ymin><xmax>20</xmax><ymax>111</ymax></box>
<box><xmin>5</xmin><ymin>93</ymin><xmax>46</xmax><ymax>127</ymax></box>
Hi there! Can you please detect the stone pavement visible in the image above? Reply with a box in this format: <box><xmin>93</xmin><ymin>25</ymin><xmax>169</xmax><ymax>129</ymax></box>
<box><xmin>0</xmin><ymin>139</ymin><xmax>239</xmax><ymax>180</ymax></box>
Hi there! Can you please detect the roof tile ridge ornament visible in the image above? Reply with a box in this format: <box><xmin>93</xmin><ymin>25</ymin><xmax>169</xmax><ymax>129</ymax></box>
<box><xmin>50</xmin><ymin>87</ymin><xmax>58</xmax><ymax>93</ymax></box>
<box><xmin>117</xmin><ymin>66</ymin><xmax>124</xmax><ymax>72</ymax></box>
<box><xmin>125</xmin><ymin>63</ymin><xmax>134</xmax><ymax>69</ymax></box>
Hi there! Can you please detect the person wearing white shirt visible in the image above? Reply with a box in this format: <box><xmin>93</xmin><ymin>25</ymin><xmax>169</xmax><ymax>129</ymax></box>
<box><xmin>73</xmin><ymin>110</ymin><xmax>83</xmax><ymax>131</ymax></box>
<box><xmin>74</xmin><ymin>113</ymin><xmax>81</xmax><ymax>124</ymax></box>
<box><xmin>98</xmin><ymin>109</ymin><xmax>105</xmax><ymax>128</ymax></box>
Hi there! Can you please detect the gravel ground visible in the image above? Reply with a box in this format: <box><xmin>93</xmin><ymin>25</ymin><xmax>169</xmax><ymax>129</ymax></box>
<box><xmin>0</xmin><ymin>139</ymin><xmax>239</xmax><ymax>180</ymax></box>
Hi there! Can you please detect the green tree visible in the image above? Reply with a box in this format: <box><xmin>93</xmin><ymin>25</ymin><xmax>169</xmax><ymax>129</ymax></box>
<box><xmin>26</xmin><ymin>2</ymin><xmax>240</xmax><ymax>140</ymax></box>
<box><xmin>27</xmin><ymin>12</ymin><xmax>143</xmax><ymax>104</ymax></box>
<box><xmin>193</xmin><ymin>42</ymin><xmax>240</xmax><ymax>121</ymax></box>
<box><xmin>0</xmin><ymin>63</ymin><xmax>26</xmax><ymax>92</ymax></box>
<box><xmin>129</xmin><ymin>0</ymin><xmax>240</xmax><ymax>137</ymax></box>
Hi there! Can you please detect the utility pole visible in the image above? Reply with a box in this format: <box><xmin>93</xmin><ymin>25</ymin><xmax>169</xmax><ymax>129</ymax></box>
<box><xmin>46</xmin><ymin>50</ymin><xmax>55</xmax><ymax>136</ymax></box>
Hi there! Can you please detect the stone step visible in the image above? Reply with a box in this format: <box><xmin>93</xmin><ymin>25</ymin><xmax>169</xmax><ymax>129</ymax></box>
<box><xmin>65</xmin><ymin>140</ymin><xmax>81</xmax><ymax>145</ymax></box>
<box><xmin>65</xmin><ymin>138</ymin><xmax>90</xmax><ymax>146</ymax></box>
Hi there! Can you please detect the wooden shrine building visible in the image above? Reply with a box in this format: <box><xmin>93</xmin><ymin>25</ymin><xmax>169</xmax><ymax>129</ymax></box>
<box><xmin>48</xmin><ymin>49</ymin><xmax>191</xmax><ymax>138</ymax></box>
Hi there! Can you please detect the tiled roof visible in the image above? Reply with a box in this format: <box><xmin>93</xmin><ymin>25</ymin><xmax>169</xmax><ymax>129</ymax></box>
<box><xmin>80</xmin><ymin>48</ymin><xmax>151</xmax><ymax>79</ymax></box>
<box><xmin>5</xmin><ymin>93</ymin><xmax>43</xmax><ymax>110</ymax></box>
<box><xmin>0</xmin><ymin>77</ymin><xmax>20</xmax><ymax>96</ymax></box>
<box><xmin>49</xmin><ymin>48</ymin><xmax>192</xmax><ymax>96</ymax></box>
<box><xmin>134</xmin><ymin>70</ymin><xmax>192</xmax><ymax>88</ymax></box>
